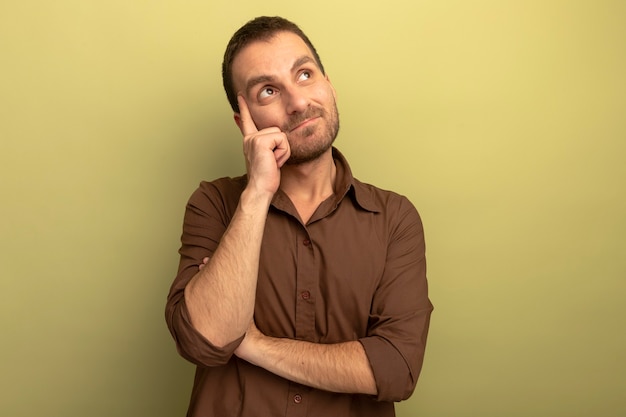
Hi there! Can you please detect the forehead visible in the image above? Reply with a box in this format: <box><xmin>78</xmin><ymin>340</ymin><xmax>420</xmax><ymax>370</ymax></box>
<box><xmin>231</xmin><ymin>31</ymin><xmax>316</xmax><ymax>92</ymax></box>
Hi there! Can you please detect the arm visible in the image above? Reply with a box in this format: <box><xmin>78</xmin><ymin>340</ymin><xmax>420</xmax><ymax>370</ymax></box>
<box><xmin>182</xmin><ymin>190</ymin><xmax>270</xmax><ymax>347</ymax></box>
<box><xmin>235</xmin><ymin>322</ymin><xmax>377</xmax><ymax>395</ymax></box>
<box><xmin>359</xmin><ymin>197</ymin><xmax>432</xmax><ymax>401</ymax></box>
<box><xmin>182</xmin><ymin>95</ymin><xmax>291</xmax><ymax>348</ymax></box>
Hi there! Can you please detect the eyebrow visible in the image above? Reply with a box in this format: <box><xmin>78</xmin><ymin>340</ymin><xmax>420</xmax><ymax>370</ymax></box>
<box><xmin>291</xmin><ymin>55</ymin><xmax>314</xmax><ymax>71</ymax></box>
<box><xmin>245</xmin><ymin>75</ymin><xmax>275</xmax><ymax>95</ymax></box>
<box><xmin>245</xmin><ymin>55</ymin><xmax>316</xmax><ymax>95</ymax></box>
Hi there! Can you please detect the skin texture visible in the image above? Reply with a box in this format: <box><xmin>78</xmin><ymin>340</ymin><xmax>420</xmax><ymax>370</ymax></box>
<box><xmin>184</xmin><ymin>31</ymin><xmax>377</xmax><ymax>395</ymax></box>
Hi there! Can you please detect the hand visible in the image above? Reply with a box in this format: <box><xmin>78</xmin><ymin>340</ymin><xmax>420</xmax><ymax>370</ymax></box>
<box><xmin>198</xmin><ymin>256</ymin><xmax>209</xmax><ymax>270</ymax></box>
<box><xmin>237</xmin><ymin>95</ymin><xmax>290</xmax><ymax>196</ymax></box>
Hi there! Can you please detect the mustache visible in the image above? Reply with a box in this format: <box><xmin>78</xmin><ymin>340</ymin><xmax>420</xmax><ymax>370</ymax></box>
<box><xmin>282</xmin><ymin>107</ymin><xmax>325</xmax><ymax>132</ymax></box>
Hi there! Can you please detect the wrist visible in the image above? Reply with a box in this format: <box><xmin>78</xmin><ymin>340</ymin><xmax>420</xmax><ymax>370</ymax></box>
<box><xmin>235</xmin><ymin>325</ymin><xmax>266</xmax><ymax>365</ymax></box>
<box><xmin>239</xmin><ymin>185</ymin><xmax>274</xmax><ymax>212</ymax></box>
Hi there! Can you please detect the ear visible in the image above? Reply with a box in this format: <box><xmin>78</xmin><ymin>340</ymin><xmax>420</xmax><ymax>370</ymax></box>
<box><xmin>233</xmin><ymin>113</ymin><xmax>243</xmax><ymax>133</ymax></box>
<box><xmin>325</xmin><ymin>74</ymin><xmax>337</xmax><ymax>100</ymax></box>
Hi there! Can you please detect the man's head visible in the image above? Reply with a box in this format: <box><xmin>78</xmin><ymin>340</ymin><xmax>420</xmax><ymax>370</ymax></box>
<box><xmin>222</xmin><ymin>16</ymin><xmax>326</xmax><ymax>113</ymax></box>
<box><xmin>223</xmin><ymin>17</ymin><xmax>339</xmax><ymax>165</ymax></box>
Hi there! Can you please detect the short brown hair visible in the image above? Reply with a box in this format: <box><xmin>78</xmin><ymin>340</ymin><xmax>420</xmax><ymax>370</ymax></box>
<box><xmin>222</xmin><ymin>16</ymin><xmax>326</xmax><ymax>113</ymax></box>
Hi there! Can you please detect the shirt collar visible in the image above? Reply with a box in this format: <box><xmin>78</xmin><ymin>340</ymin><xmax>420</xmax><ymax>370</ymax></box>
<box><xmin>332</xmin><ymin>147</ymin><xmax>382</xmax><ymax>213</ymax></box>
<box><xmin>269</xmin><ymin>147</ymin><xmax>383</xmax><ymax>216</ymax></box>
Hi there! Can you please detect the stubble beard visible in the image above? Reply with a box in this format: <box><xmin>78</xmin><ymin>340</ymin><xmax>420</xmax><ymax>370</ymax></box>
<box><xmin>283</xmin><ymin>101</ymin><xmax>340</xmax><ymax>166</ymax></box>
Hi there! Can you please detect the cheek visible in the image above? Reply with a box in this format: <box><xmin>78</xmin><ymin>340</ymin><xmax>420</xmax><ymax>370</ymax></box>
<box><xmin>316</xmin><ymin>83</ymin><xmax>337</xmax><ymax>105</ymax></box>
<box><xmin>250</xmin><ymin>108</ymin><xmax>282</xmax><ymax>130</ymax></box>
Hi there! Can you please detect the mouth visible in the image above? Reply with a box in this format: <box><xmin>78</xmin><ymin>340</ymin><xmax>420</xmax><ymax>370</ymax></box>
<box><xmin>289</xmin><ymin>116</ymin><xmax>320</xmax><ymax>133</ymax></box>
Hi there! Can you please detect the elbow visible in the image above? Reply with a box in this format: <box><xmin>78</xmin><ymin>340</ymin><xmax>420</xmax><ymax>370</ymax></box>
<box><xmin>166</xmin><ymin>300</ymin><xmax>242</xmax><ymax>367</ymax></box>
<box><xmin>375</xmin><ymin>368</ymin><xmax>420</xmax><ymax>402</ymax></box>
<box><xmin>360</xmin><ymin>336</ymin><xmax>427</xmax><ymax>402</ymax></box>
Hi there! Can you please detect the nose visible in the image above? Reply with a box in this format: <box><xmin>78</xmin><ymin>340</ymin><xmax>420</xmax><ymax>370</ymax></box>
<box><xmin>284</xmin><ymin>85</ymin><xmax>309</xmax><ymax>114</ymax></box>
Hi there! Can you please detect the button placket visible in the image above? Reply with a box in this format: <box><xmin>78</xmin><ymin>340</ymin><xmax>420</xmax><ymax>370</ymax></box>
<box><xmin>295</xmin><ymin>228</ymin><xmax>316</xmax><ymax>341</ymax></box>
<box><xmin>286</xmin><ymin>383</ymin><xmax>308</xmax><ymax>416</ymax></box>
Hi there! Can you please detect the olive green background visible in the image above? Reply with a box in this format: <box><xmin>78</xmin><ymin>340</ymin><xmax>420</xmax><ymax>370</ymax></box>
<box><xmin>1</xmin><ymin>1</ymin><xmax>624</xmax><ymax>416</ymax></box>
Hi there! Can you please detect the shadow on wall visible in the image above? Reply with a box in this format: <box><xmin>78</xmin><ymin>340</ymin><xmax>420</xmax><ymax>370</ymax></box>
<box><xmin>182</xmin><ymin>100</ymin><xmax>246</xmax><ymax>182</ymax></box>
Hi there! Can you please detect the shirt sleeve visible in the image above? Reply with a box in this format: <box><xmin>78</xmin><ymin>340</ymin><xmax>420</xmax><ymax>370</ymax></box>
<box><xmin>165</xmin><ymin>179</ymin><xmax>245</xmax><ymax>367</ymax></box>
<box><xmin>359</xmin><ymin>195</ymin><xmax>433</xmax><ymax>402</ymax></box>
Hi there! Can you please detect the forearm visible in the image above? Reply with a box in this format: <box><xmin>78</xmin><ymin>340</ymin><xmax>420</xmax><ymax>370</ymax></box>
<box><xmin>237</xmin><ymin>326</ymin><xmax>377</xmax><ymax>395</ymax></box>
<box><xmin>184</xmin><ymin>188</ymin><xmax>272</xmax><ymax>347</ymax></box>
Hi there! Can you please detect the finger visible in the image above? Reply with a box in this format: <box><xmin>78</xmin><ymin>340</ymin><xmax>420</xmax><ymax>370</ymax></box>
<box><xmin>274</xmin><ymin>140</ymin><xmax>291</xmax><ymax>168</ymax></box>
<box><xmin>198</xmin><ymin>256</ymin><xmax>210</xmax><ymax>270</ymax></box>
<box><xmin>237</xmin><ymin>95</ymin><xmax>259</xmax><ymax>136</ymax></box>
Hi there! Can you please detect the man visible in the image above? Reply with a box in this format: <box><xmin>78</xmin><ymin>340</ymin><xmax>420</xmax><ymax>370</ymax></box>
<box><xmin>166</xmin><ymin>16</ymin><xmax>433</xmax><ymax>417</ymax></box>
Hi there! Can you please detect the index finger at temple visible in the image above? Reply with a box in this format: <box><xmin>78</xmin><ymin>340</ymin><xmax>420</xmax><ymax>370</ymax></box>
<box><xmin>237</xmin><ymin>95</ymin><xmax>258</xmax><ymax>136</ymax></box>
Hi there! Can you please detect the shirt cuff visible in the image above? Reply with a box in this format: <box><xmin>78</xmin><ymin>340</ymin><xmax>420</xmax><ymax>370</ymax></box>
<box><xmin>169</xmin><ymin>298</ymin><xmax>245</xmax><ymax>367</ymax></box>
<box><xmin>359</xmin><ymin>336</ymin><xmax>415</xmax><ymax>402</ymax></box>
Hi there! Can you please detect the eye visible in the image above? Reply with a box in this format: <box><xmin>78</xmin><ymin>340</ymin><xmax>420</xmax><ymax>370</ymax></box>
<box><xmin>259</xmin><ymin>86</ymin><xmax>276</xmax><ymax>100</ymax></box>
<box><xmin>298</xmin><ymin>71</ymin><xmax>312</xmax><ymax>82</ymax></box>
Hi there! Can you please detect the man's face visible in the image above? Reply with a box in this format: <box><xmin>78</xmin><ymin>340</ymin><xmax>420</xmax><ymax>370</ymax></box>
<box><xmin>232</xmin><ymin>31</ymin><xmax>339</xmax><ymax>165</ymax></box>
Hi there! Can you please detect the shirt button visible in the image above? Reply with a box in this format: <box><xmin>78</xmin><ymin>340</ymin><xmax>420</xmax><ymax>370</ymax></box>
<box><xmin>301</xmin><ymin>290</ymin><xmax>311</xmax><ymax>300</ymax></box>
<box><xmin>302</xmin><ymin>238</ymin><xmax>311</xmax><ymax>247</ymax></box>
<box><xmin>293</xmin><ymin>394</ymin><xmax>302</xmax><ymax>404</ymax></box>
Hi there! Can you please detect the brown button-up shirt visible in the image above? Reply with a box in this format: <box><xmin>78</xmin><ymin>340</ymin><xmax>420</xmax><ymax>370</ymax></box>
<box><xmin>166</xmin><ymin>148</ymin><xmax>433</xmax><ymax>417</ymax></box>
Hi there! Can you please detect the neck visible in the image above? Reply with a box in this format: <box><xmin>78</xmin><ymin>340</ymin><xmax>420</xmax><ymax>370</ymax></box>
<box><xmin>279</xmin><ymin>149</ymin><xmax>336</xmax><ymax>222</ymax></box>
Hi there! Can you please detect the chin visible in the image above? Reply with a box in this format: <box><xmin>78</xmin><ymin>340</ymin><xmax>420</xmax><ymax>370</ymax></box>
<box><xmin>285</xmin><ymin>143</ymin><xmax>333</xmax><ymax>166</ymax></box>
